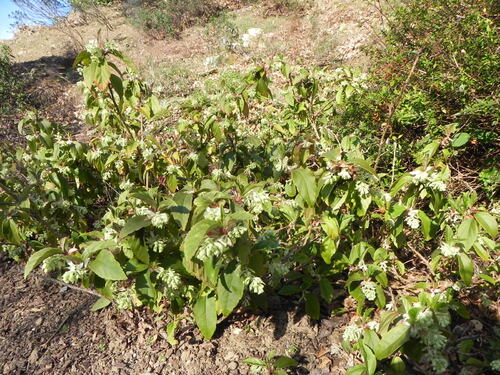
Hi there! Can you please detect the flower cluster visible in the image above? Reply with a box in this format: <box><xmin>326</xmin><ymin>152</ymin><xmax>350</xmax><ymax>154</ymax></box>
<box><xmin>243</xmin><ymin>190</ymin><xmax>270</xmax><ymax>214</ymax></box>
<box><xmin>361</xmin><ymin>281</ymin><xmax>377</xmax><ymax>301</ymax></box>
<box><xmin>244</xmin><ymin>276</ymin><xmax>265</xmax><ymax>294</ymax></box>
<box><xmin>405</xmin><ymin>209</ymin><xmax>420</xmax><ymax>229</ymax></box>
<box><xmin>157</xmin><ymin>267</ymin><xmax>182</xmax><ymax>297</ymax></box>
<box><xmin>197</xmin><ymin>226</ymin><xmax>247</xmax><ymax>261</ymax></box>
<box><xmin>151</xmin><ymin>213</ymin><xmax>169</xmax><ymax>228</ymax></box>
<box><xmin>440</xmin><ymin>242</ymin><xmax>460</xmax><ymax>257</ymax></box>
<box><xmin>410</xmin><ymin>167</ymin><xmax>447</xmax><ymax>192</ymax></box>
<box><xmin>61</xmin><ymin>261</ymin><xmax>88</xmax><ymax>284</ymax></box>
<box><xmin>343</xmin><ymin>324</ymin><xmax>363</xmax><ymax>342</ymax></box>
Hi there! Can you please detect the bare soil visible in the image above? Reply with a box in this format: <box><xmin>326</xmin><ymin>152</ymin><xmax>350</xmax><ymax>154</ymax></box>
<box><xmin>0</xmin><ymin>254</ymin><xmax>355</xmax><ymax>375</ymax></box>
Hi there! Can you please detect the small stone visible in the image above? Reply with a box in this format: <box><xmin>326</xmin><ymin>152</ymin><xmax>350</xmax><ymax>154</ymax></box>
<box><xmin>28</xmin><ymin>349</ymin><xmax>39</xmax><ymax>364</ymax></box>
<box><xmin>228</xmin><ymin>361</ymin><xmax>238</xmax><ymax>370</ymax></box>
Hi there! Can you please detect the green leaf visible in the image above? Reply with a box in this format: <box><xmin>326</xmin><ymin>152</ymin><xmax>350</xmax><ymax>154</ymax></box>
<box><xmin>319</xmin><ymin>278</ymin><xmax>334</xmax><ymax>303</ymax></box>
<box><xmin>119</xmin><ymin>215</ymin><xmax>151</xmax><ymax>238</ymax></box>
<box><xmin>305</xmin><ymin>293</ymin><xmax>320</xmax><ymax>320</ymax></box>
<box><xmin>24</xmin><ymin>247</ymin><xmax>62</xmax><ymax>278</ymax></box>
<box><xmin>389</xmin><ymin>356</ymin><xmax>406</xmax><ymax>374</ymax></box>
<box><xmin>292</xmin><ymin>167</ymin><xmax>318</xmax><ymax>207</ymax></box>
<box><xmin>274</xmin><ymin>356</ymin><xmax>298</xmax><ymax>369</ymax></box>
<box><xmin>193</xmin><ymin>294</ymin><xmax>217</xmax><ymax>339</ymax></box>
<box><xmin>351</xmin><ymin>158</ymin><xmax>377</xmax><ymax>177</ymax></box>
<box><xmin>345</xmin><ymin>365</ymin><xmax>367</xmax><ymax>375</ymax></box>
<box><xmin>172</xmin><ymin>192</ymin><xmax>193</xmax><ymax>230</ymax></box>
<box><xmin>361</xmin><ymin>344</ymin><xmax>377</xmax><ymax>375</ymax></box>
<box><xmin>375</xmin><ymin>324</ymin><xmax>410</xmax><ymax>360</ymax></box>
<box><xmin>89</xmin><ymin>250</ymin><xmax>127</xmax><ymax>281</ymax></box>
<box><xmin>216</xmin><ymin>263</ymin><xmax>244</xmax><ymax>316</ymax></box>
<box><xmin>457</xmin><ymin>218</ymin><xmax>478</xmax><ymax>251</ymax></box>
<box><xmin>90</xmin><ymin>297</ymin><xmax>112</xmax><ymax>312</ymax></box>
<box><xmin>418</xmin><ymin>210</ymin><xmax>432</xmax><ymax>241</ymax></box>
<box><xmin>243</xmin><ymin>358</ymin><xmax>267</xmax><ymax>367</ymax></box>
<box><xmin>166</xmin><ymin>320</ymin><xmax>179</xmax><ymax>346</ymax></box>
<box><xmin>457</xmin><ymin>253</ymin><xmax>473</xmax><ymax>286</ymax></box>
<box><xmin>320</xmin><ymin>237</ymin><xmax>337</xmax><ymax>264</ymax></box>
<box><xmin>321</xmin><ymin>216</ymin><xmax>339</xmax><ymax>240</ymax></box>
<box><xmin>181</xmin><ymin>219</ymin><xmax>218</xmax><ymax>261</ymax></box>
<box><xmin>451</xmin><ymin>132</ymin><xmax>470</xmax><ymax>148</ymax></box>
<box><xmin>474</xmin><ymin>212</ymin><xmax>498</xmax><ymax>237</ymax></box>
<box><xmin>82</xmin><ymin>240</ymin><xmax>118</xmax><ymax>259</ymax></box>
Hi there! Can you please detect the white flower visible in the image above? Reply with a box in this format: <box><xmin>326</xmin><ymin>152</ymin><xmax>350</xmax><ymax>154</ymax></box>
<box><xmin>204</xmin><ymin>206</ymin><xmax>222</xmax><ymax>221</ymax></box>
<box><xmin>157</xmin><ymin>267</ymin><xmax>182</xmax><ymax>291</ymax></box>
<box><xmin>491</xmin><ymin>359</ymin><xmax>500</xmax><ymax>372</ymax></box>
<box><xmin>103</xmin><ymin>227</ymin><xmax>117</xmax><ymax>240</ymax></box>
<box><xmin>338</xmin><ymin>169</ymin><xmax>351</xmax><ymax>180</ymax></box>
<box><xmin>244</xmin><ymin>190</ymin><xmax>270</xmax><ymax>214</ymax></box>
<box><xmin>367</xmin><ymin>321</ymin><xmax>379</xmax><ymax>332</ymax></box>
<box><xmin>355</xmin><ymin>182</ymin><xmax>370</xmax><ymax>196</ymax></box>
<box><xmin>136</xmin><ymin>207</ymin><xmax>154</xmax><ymax>217</ymax></box>
<box><xmin>151</xmin><ymin>213</ymin><xmax>169</xmax><ymax>228</ymax></box>
<box><xmin>342</xmin><ymin>325</ymin><xmax>363</xmax><ymax>342</ymax></box>
<box><xmin>361</xmin><ymin>281</ymin><xmax>377</xmax><ymax>301</ymax></box>
<box><xmin>429</xmin><ymin>181</ymin><xmax>446</xmax><ymax>192</ymax></box>
<box><xmin>383</xmin><ymin>192</ymin><xmax>391</xmax><ymax>202</ymax></box>
<box><xmin>431</xmin><ymin>355</ymin><xmax>449</xmax><ymax>374</ymax></box>
<box><xmin>440</xmin><ymin>242</ymin><xmax>459</xmax><ymax>257</ymax></box>
<box><xmin>152</xmin><ymin>240</ymin><xmax>166</xmax><ymax>253</ymax></box>
<box><xmin>379</xmin><ymin>261</ymin><xmax>388</xmax><ymax>272</ymax></box>
<box><xmin>405</xmin><ymin>209</ymin><xmax>420</xmax><ymax>229</ymax></box>
<box><xmin>410</xmin><ymin>168</ymin><xmax>430</xmax><ymax>183</ymax></box>
<box><xmin>246</xmin><ymin>276</ymin><xmax>265</xmax><ymax>294</ymax></box>
<box><xmin>119</xmin><ymin>180</ymin><xmax>134</xmax><ymax>190</ymax></box>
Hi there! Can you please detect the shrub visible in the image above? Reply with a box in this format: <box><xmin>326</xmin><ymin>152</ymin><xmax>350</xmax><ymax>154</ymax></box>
<box><xmin>128</xmin><ymin>0</ymin><xmax>221</xmax><ymax>38</ymax></box>
<box><xmin>0</xmin><ymin>45</ymin><xmax>26</xmax><ymax>115</ymax></box>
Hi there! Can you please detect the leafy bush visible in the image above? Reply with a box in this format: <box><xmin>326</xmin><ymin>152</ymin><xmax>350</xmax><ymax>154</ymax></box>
<box><xmin>128</xmin><ymin>0</ymin><xmax>221</xmax><ymax>38</ymax></box>
<box><xmin>363</xmin><ymin>0</ymin><xmax>499</xmax><ymax>191</ymax></box>
<box><xmin>0</xmin><ymin>45</ymin><xmax>26</xmax><ymax>115</ymax></box>
<box><xmin>1</xmin><ymin>0</ymin><xmax>498</xmax><ymax>373</ymax></box>
<box><xmin>0</xmin><ymin>39</ymin><xmax>498</xmax><ymax>374</ymax></box>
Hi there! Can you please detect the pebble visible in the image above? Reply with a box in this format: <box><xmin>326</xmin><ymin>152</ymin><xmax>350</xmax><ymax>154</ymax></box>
<box><xmin>228</xmin><ymin>361</ymin><xmax>238</xmax><ymax>370</ymax></box>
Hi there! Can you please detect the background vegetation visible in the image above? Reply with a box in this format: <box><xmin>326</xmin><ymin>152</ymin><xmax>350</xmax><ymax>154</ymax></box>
<box><xmin>0</xmin><ymin>0</ymin><xmax>498</xmax><ymax>374</ymax></box>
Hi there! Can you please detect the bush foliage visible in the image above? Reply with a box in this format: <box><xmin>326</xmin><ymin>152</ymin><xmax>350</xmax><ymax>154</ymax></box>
<box><xmin>0</xmin><ymin>0</ymin><xmax>498</xmax><ymax>374</ymax></box>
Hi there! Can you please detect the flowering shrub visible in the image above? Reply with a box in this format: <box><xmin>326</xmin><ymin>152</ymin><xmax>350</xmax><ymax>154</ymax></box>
<box><xmin>0</xmin><ymin>39</ymin><xmax>497</xmax><ymax>374</ymax></box>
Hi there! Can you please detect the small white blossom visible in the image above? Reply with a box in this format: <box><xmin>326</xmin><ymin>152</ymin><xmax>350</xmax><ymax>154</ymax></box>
<box><xmin>249</xmin><ymin>277</ymin><xmax>265</xmax><ymax>294</ymax></box>
<box><xmin>367</xmin><ymin>321</ymin><xmax>379</xmax><ymax>332</ymax></box>
<box><xmin>343</xmin><ymin>325</ymin><xmax>363</xmax><ymax>342</ymax></box>
<box><xmin>440</xmin><ymin>242</ymin><xmax>460</xmax><ymax>257</ymax></box>
<box><xmin>491</xmin><ymin>359</ymin><xmax>500</xmax><ymax>372</ymax></box>
<box><xmin>410</xmin><ymin>168</ymin><xmax>430</xmax><ymax>183</ymax></box>
<box><xmin>338</xmin><ymin>169</ymin><xmax>351</xmax><ymax>180</ymax></box>
<box><xmin>204</xmin><ymin>206</ymin><xmax>222</xmax><ymax>221</ymax></box>
<box><xmin>151</xmin><ymin>213</ymin><xmax>169</xmax><ymax>228</ymax></box>
<box><xmin>405</xmin><ymin>209</ymin><xmax>420</xmax><ymax>229</ymax></box>
<box><xmin>361</xmin><ymin>281</ymin><xmax>377</xmax><ymax>301</ymax></box>
<box><xmin>429</xmin><ymin>180</ymin><xmax>447</xmax><ymax>192</ymax></box>
<box><xmin>355</xmin><ymin>182</ymin><xmax>370</xmax><ymax>196</ymax></box>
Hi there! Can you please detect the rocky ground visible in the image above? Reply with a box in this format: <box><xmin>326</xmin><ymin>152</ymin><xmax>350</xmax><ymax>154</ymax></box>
<box><xmin>0</xmin><ymin>254</ymin><xmax>356</xmax><ymax>375</ymax></box>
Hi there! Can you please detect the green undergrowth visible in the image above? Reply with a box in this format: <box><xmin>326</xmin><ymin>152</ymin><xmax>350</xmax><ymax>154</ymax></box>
<box><xmin>0</xmin><ymin>0</ymin><xmax>498</xmax><ymax>374</ymax></box>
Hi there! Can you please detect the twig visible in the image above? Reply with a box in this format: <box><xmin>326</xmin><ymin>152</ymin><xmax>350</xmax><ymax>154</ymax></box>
<box><xmin>407</xmin><ymin>242</ymin><xmax>436</xmax><ymax>279</ymax></box>
<box><xmin>374</xmin><ymin>52</ymin><xmax>421</xmax><ymax>171</ymax></box>
<box><xmin>32</xmin><ymin>272</ymin><xmax>103</xmax><ymax>298</ymax></box>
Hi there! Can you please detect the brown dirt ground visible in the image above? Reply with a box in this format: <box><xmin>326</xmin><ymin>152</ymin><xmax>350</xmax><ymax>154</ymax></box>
<box><xmin>0</xmin><ymin>254</ymin><xmax>355</xmax><ymax>375</ymax></box>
